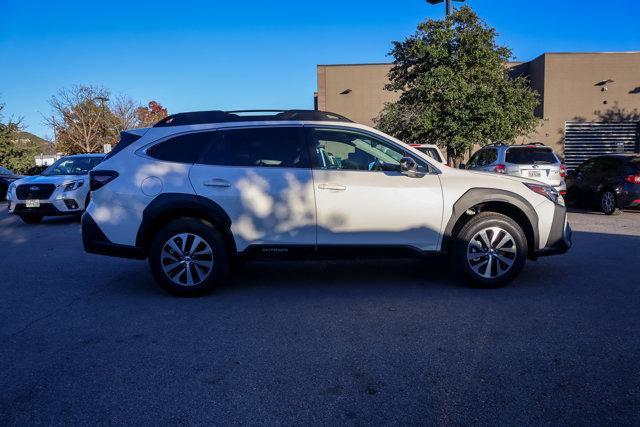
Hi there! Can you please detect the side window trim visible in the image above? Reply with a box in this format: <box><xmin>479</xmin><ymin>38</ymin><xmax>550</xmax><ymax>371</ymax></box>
<box><xmin>302</xmin><ymin>125</ymin><xmax>439</xmax><ymax>174</ymax></box>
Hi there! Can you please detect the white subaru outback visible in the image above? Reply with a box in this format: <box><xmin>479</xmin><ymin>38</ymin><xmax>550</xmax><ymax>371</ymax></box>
<box><xmin>8</xmin><ymin>154</ymin><xmax>105</xmax><ymax>223</ymax></box>
<box><xmin>82</xmin><ymin>110</ymin><xmax>571</xmax><ymax>295</ymax></box>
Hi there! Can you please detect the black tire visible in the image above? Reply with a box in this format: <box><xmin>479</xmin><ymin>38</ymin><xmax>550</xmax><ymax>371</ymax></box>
<box><xmin>600</xmin><ymin>190</ymin><xmax>621</xmax><ymax>216</ymax></box>
<box><xmin>452</xmin><ymin>212</ymin><xmax>528</xmax><ymax>288</ymax></box>
<box><xmin>148</xmin><ymin>217</ymin><xmax>229</xmax><ymax>296</ymax></box>
<box><xmin>19</xmin><ymin>214</ymin><xmax>43</xmax><ymax>224</ymax></box>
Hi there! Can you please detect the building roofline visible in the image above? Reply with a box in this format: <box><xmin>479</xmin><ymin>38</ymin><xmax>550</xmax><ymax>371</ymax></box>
<box><xmin>319</xmin><ymin>51</ymin><xmax>640</xmax><ymax>68</ymax></box>
<box><xmin>318</xmin><ymin>62</ymin><xmax>392</xmax><ymax>67</ymax></box>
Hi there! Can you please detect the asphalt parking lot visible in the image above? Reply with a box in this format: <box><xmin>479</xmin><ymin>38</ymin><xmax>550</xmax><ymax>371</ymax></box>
<box><xmin>1</xmin><ymin>203</ymin><xmax>638</xmax><ymax>425</ymax></box>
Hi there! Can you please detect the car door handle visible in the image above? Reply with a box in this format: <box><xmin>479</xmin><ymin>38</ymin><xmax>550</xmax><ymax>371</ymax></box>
<box><xmin>318</xmin><ymin>183</ymin><xmax>346</xmax><ymax>191</ymax></box>
<box><xmin>203</xmin><ymin>179</ymin><xmax>231</xmax><ymax>188</ymax></box>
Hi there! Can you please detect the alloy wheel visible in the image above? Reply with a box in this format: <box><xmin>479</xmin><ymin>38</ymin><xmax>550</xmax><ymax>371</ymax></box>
<box><xmin>601</xmin><ymin>191</ymin><xmax>615</xmax><ymax>214</ymax></box>
<box><xmin>466</xmin><ymin>226</ymin><xmax>517</xmax><ymax>279</ymax></box>
<box><xmin>161</xmin><ymin>233</ymin><xmax>214</xmax><ymax>286</ymax></box>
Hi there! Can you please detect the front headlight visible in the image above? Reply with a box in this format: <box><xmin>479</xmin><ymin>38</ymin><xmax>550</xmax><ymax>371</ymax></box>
<box><xmin>62</xmin><ymin>180</ymin><xmax>84</xmax><ymax>191</ymax></box>
<box><xmin>524</xmin><ymin>183</ymin><xmax>559</xmax><ymax>204</ymax></box>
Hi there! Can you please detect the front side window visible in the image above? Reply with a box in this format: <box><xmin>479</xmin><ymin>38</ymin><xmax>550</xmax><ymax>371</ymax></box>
<box><xmin>147</xmin><ymin>131</ymin><xmax>215</xmax><ymax>164</ymax></box>
<box><xmin>467</xmin><ymin>149</ymin><xmax>497</xmax><ymax>168</ymax></box>
<box><xmin>307</xmin><ymin>128</ymin><xmax>410</xmax><ymax>172</ymax></box>
<box><xmin>42</xmin><ymin>156</ymin><xmax>104</xmax><ymax>176</ymax></box>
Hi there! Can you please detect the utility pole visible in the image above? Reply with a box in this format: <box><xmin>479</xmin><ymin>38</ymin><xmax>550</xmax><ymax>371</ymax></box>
<box><xmin>426</xmin><ymin>0</ymin><xmax>464</xmax><ymax>16</ymax></box>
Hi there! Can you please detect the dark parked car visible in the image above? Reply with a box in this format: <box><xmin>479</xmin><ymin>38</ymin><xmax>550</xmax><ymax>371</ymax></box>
<box><xmin>566</xmin><ymin>154</ymin><xmax>640</xmax><ymax>215</ymax></box>
<box><xmin>0</xmin><ymin>166</ymin><xmax>21</xmax><ymax>201</ymax></box>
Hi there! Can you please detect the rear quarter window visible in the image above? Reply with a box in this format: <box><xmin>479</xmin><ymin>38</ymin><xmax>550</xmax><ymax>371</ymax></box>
<box><xmin>147</xmin><ymin>131</ymin><xmax>215</xmax><ymax>164</ymax></box>
<box><xmin>506</xmin><ymin>147</ymin><xmax>557</xmax><ymax>165</ymax></box>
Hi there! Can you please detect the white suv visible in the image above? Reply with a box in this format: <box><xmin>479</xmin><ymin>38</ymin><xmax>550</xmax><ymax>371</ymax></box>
<box><xmin>82</xmin><ymin>110</ymin><xmax>571</xmax><ymax>295</ymax></box>
<box><xmin>8</xmin><ymin>154</ymin><xmax>105</xmax><ymax>223</ymax></box>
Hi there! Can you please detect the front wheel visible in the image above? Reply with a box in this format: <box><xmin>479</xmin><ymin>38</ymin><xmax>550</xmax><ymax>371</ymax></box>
<box><xmin>148</xmin><ymin>218</ymin><xmax>229</xmax><ymax>296</ymax></box>
<box><xmin>600</xmin><ymin>190</ymin><xmax>621</xmax><ymax>215</ymax></box>
<box><xmin>20</xmin><ymin>214</ymin><xmax>43</xmax><ymax>224</ymax></box>
<box><xmin>452</xmin><ymin>212</ymin><xmax>528</xmax><ymax>288</ymax></box>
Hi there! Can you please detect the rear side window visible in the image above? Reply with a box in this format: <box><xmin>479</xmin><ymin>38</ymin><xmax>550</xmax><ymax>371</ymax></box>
<box><xmin>218</xmin><ymin>127</ymin><xmax>308</xmax><ymax>168</ymax></box>
<box><xmin>416</xmin><ymin>147</ymin><xmax>441</xmax><ymax>162</ymax></box>
<box><xmin>147</xmin><ymin>131</ymin><xmax>215</xmax><ymax>164</ymax></box>
<box><xmin>506</xmin><ymin>147</ymin><xmax>557</xmax><ymax>165</ymax></box>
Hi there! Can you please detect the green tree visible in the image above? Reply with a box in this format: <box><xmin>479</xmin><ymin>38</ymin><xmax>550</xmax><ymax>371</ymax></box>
<box><xmin>0</xmin><ymin>102</ymin><xmax>37</xmax><ymax>173</ymax></box>
<box><xmin>376</xmin><ymin>6</ymin><xmax>539</xmax><ymax>164</ymax></box>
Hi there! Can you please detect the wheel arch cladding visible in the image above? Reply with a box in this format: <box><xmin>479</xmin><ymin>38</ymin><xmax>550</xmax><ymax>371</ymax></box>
<box><xmin>443</xmin><ymin>188</ymin><xmax>539</xmax><ymax>255</ymax></box>
<box><xmin>136</xmin><ymin>193</ymin><xmax>236</xmax><ymax>254</ymax></box>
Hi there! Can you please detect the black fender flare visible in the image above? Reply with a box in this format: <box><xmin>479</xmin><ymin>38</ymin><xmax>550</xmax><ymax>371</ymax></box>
<box><xmin>135</xmin><ymin>193</ymin><xmax>235</xmax><ymax>252</ymax></box>
<box><xmin>441</xmin><ymin>188</ymin><xmax>539</xmax><ymax>252</ymax></box>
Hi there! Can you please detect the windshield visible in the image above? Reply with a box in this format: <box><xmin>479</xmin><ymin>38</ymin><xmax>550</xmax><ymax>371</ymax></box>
<box><xmin>0</xmin><ymin>166</ymin><xmax>13</xmax><ymax>175</ymax></box>
<box><xmin>506</xmin><ymin>147</ymin><xmax>557</xmax><ymax>165</ymax></box>
<box><xmin>42</xmin><ymin>156</ymin><xmax>104</xmax><ymax>176</ymax></box>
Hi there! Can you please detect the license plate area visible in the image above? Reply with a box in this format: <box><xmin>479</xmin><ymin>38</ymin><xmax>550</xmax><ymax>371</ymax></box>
<box><xmin>526</xmin><ymin>170</ymin><xmax>542</xmax><ymax>178</ymax></box>
<box><xmin>26</xmin><ymin>200</ymin><xmax>40</xmax><ymax>208</ymax></box>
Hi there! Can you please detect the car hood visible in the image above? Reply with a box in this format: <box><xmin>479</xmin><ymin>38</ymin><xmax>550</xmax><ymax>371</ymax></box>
<box><xmin>455</xmin><ymin>168</ymin><xmax>546</xmax><ymax>186</ymax></box>
<box><xmin>0</xmin><ymin>174</ymin><xmax>20</xmax><ymax>181</ymax></box>
<box><xmin>13</xmin><ymin>174</ymin><xmax>87</xmax><ymax>187</ymax></box>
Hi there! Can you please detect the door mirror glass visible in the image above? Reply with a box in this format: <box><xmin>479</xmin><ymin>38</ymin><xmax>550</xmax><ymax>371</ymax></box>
<box><xmin>458</xmin><ymin>163</ymin><xmax>466</xmax><ymax>169</ymax></box>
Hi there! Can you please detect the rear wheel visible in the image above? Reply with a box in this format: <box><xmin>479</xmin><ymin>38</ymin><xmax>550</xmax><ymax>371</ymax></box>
<box><xmin>19</xmin><ymin>214</ymin><xmax>43</xmax><ymax>224</ymax></box>
<box><xmin>452</xmin><ymin>212</ymin><xmax>528</xmax><ymax>288</ymax></box>
<box><xmin>148</xmin><ymin>218</ymin><xmax>229</xmax><ymax>296</ymax></box>
<box><xmin>600</xmin><ymin>190</ymin><xmax>621</xmax><ymax>215</ymax></box>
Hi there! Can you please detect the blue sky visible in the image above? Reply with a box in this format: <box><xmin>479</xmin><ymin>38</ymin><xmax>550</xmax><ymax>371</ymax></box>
<box><xmin>1</xmin><ymin>0</ymin><xmax>639</xmax><ymax>139</ymax></box>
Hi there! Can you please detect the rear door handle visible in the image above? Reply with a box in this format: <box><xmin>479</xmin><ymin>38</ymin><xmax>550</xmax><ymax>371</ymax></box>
<box><xmin>318</xmin><ymin>183</ymin><xmax>346</xmax><ymax>191</ymax></box>
<box><xmin>204</xmin><ymin>179</ymin><xmax>231</xmax><ymax>188</ymax></box>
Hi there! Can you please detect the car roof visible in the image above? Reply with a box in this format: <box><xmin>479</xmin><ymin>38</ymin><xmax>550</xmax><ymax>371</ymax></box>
<box><xmin>153</xmin><ymin>110</ymin><xmax>352</xmax><ymax>127</ymax></box>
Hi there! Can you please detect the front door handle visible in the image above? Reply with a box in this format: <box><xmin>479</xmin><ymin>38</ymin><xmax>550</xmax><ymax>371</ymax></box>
<box><xmin>204</xmin><ymin>179</ymin><xmax>231</xmax><ymax>188</ymax></box>
<box><xmin>318</xmin><ymin>183</ymin><xmax>346</xmax><ymax>191</ymax></box>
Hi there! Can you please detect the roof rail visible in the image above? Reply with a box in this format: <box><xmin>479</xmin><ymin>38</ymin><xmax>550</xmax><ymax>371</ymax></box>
<box><xmin>153</xmin><ymin>109</ymin><xmax>353</xmax><ymax>127</ymax></box>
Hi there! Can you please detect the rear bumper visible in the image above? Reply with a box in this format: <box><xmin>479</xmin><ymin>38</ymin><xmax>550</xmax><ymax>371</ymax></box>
<box><xmin>533</xmin><ymin>204</ymin><xmax>572</xmax><ymax>257</ymax></box>
<box><xmin>82</xmin><ymin>212</ymin><xmax>146</xmax><ymax>259</ymax></box>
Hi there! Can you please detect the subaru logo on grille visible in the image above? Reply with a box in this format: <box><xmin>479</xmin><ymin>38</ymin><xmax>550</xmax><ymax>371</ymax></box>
<box><xmin>30</xmin><ymin>185</ymin><xmax>39</xmax><ymax>191</ymax></box>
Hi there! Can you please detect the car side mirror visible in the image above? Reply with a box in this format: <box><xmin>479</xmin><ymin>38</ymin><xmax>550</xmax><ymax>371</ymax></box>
<box><xmin>399</xmin><ymin>157</ymin><xmax>418</xmax><ymax>176</ymax></box>
<box><xmin>458</xmin><ymin>163</ymin><xmax>466</xmax><ymax>169</ymax></box>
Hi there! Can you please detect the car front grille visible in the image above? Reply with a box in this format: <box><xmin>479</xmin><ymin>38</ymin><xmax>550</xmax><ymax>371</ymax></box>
<box><xmin>16</xmin><ymin>184</ymin><xmax>56</xmax><ymax>200</ymax></box>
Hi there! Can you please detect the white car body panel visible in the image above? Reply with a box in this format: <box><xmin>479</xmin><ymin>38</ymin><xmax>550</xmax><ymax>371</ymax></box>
<box><xmin>189</xmin><ymin>164</ymin><xmax>316</xmax><ymax>250</ymax></box>
<box><xmin>312</xmin><ymin>169</ymin><xmax>443</xmax><ymax>250</ymax></box>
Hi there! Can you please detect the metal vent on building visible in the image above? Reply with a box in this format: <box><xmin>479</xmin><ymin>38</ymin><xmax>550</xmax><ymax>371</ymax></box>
<box><xmin>564</xmin><ymin>121</ymin><xmax>639</xmax><ymax>170</ymax></box>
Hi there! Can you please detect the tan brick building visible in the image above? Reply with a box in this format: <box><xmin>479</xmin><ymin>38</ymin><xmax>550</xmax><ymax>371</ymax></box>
<box><xmin>316</xmin><ymin>52</ymin><xmax>640</xmax><ymax>168</ymax></box>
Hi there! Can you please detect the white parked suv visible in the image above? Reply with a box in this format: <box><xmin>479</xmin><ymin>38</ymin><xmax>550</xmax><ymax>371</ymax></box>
<box><xmin>7</xmin><ymin>154</ymin><xmax>105</xmax><ymax>223</ymax></box>
<box><xmin>82</xmin><ymin>110</ymin><xmax>571</xmax><ymax>295</ymax></box>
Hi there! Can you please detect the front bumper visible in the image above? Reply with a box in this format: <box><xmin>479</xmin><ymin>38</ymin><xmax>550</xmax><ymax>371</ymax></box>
<box><xmin>82</xmin><ymin>212</ymin><xmax>146</xmax><ymax>259</ymax></box>
<box><xmin>7</xmin><ymin>184</ymin><xmax>88</xmax><ymax>216</ymax></box>
<box><xmin>533</xmin><ymin>204</ymin><xmax>572</xmax><ymax>257</ymax></box>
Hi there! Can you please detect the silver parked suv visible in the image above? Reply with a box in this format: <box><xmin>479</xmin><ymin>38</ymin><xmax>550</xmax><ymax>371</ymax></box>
<box><xmin>464</xmin><ymin>143</ymin><xmax>567</xmax><ymax>196</ymax></box>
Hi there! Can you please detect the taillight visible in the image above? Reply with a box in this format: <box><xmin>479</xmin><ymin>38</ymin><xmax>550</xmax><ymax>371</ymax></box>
<box><xmin>625</xmin><ymin>175</ymin><xmax>640</xmax><ymax>184</ymax></box>
<box><xmin>89</xmin><ymin>170</ymin><xmax>119</xmax><ymax>191</ymax></box>
<box><xmin>494</xmin><ymin>164</ymin><xmax>506</xmax><ymax>174</ymax></box>
<box><xmin>560</xmin><ymin>164</ymin><xmax>566</xmax><ymax>178</ymax></box>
